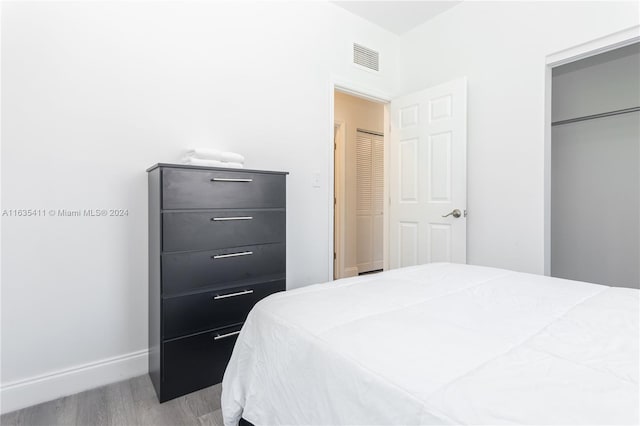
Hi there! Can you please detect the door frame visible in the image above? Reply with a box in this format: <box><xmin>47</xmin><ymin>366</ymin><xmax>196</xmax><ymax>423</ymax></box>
<box><xmin>543</xmin><ymin>25</ymin><xmax>640</xmax><ymax>276</ymax></box>
<box><xmin>333</xmin><ymin>119</ymin><xmax>347</xmax><ymax>279</ymax></box>
<box><xmin>329</xmin><ymin>77</ymin><xmax>391</xmax><ymax>281</ymax></box>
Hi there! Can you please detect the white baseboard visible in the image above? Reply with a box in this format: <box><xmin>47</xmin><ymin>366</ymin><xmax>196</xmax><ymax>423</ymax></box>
<box><xmin>344</xmin><ymin>267</ymin><xmax>359</xmax><ymax>277</ymax></box>
<box><xmin>0</xmin><ymin>349</ymin><xmax>148</xmax><ymax>414</ymax></box>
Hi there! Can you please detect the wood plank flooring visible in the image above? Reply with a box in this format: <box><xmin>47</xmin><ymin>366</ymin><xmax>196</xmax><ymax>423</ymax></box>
<box><xmin>0</xmin><ymin>375</ymin><xmax>224</xmax><ymax>426</ymax></box>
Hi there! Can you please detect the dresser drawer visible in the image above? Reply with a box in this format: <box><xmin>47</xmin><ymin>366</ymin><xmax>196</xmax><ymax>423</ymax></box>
<box><xmin>161</xmin><ymin>324</ymin><xmax>241</xmax><ymax>402</ymax></box>
<box><xmin>162</xmin><ymin>243</ymin><xmax>285</xmax><ymax>296</ymax></box>
<box><xmin>162</xmin><ymin>210</ymin><xmax>285</xmax><ymax>253</ymax></box>
<box><xmin>163</xmin><ymin>280</ymin><xmax>284</xmax><ymax>339</ymax></box>
<box><xmin>162</xmin><ymin>168</ymin><xmax>285</xmax><ymax>210</ymax></box>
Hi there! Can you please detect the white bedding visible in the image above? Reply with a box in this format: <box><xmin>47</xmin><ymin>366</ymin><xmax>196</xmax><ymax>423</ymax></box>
<box><xmin>221</xmin><ymin>263</ymin><xmax>639</xmax><ymax>425</ymax></box>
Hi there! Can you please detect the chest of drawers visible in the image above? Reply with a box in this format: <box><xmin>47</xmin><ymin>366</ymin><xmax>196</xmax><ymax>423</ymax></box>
<box><xmin>147</xmin><ymin>163</ymin><xmax>287</xmax><ymax>402</ymax></box>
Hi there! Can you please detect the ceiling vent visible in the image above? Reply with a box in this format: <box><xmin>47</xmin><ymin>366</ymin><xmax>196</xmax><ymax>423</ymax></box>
<box><xmin>353</xmin><ymin>43</ymin><xmax>379</xmax><ymax>72</ymax></box>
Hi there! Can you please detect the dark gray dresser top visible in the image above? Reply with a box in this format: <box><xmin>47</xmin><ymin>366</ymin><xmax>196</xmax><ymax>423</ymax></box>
<box><xmin>146</xmin><ymin>163</ymin><xmax>289</xmax><ymax>175</ymax></box>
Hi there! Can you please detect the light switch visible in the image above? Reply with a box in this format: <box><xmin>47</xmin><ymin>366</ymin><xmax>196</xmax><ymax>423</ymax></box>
<box><xmin>312</xmin><ymin>173</ymin><xmax>321</xmax><ymax>188</ymax></box>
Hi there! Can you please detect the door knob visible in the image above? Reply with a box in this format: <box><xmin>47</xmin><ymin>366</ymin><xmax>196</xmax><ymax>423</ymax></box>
<box><xmin>442</xmin><ymin>209</ymin><xmax>462</xmax><ymax>218</ymax></box>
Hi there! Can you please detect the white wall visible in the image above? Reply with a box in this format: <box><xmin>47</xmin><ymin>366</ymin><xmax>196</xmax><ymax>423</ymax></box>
<box><xmin>0</xmin><ymin>1</ymin><xmax>398</xmax><ymax>411</ymax></box>
<box><xmin>397</xmin><ymin>1</ymin><xmax>640</xmax><ymax>274</ymax></box>
<box><xmin>333</xmin><ymin>91</ymin><xmax>384</xmax><ymax>277</ymax></box>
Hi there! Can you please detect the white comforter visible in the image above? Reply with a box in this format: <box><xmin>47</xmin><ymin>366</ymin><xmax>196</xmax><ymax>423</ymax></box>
<box><xmin>221</xmin><ymin>263</ymin><xmax>639</xmax><ymax>425</ymax></box>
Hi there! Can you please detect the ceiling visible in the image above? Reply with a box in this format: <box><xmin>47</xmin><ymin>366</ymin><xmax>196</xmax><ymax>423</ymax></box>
<box><xmin>332</xmin><ymin>1</ymin><xmax>462</xmax><ymax>35</ymax></box>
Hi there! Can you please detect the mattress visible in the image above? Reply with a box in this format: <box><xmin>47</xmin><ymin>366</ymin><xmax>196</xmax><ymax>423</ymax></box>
<box><xmin>221</xmin><ymin>263</ymin><xmax>639</xmax><ymax>425</ymax></box>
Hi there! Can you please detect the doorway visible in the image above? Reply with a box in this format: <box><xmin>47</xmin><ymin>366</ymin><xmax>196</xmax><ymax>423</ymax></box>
<box><xmin>333</xmin><ymin>90</ymin><xmax>386</xmax><ymax>279</ymax></box>
<box><xmin>330</xmin><ymin>78</ymin><xmax>468</xmax><ymax>280</ymax></box>
<box><xmin>549</xmin><ymin>42</ymin><xmax>639</xmax><ymax>289</ymax></box>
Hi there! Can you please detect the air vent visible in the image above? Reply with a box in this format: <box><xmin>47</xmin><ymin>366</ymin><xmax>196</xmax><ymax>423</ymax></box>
<box><xmin>353</xmin><ymin>43</ymin><xmax>379</xmax><ymax>72</ymax></box>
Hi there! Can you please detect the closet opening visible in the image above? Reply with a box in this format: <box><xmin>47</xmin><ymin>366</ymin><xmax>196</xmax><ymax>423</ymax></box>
<box><xmin>548</xmin><ymin>42</ymin><xmax>639</xmax><ymax>289</ymax></box>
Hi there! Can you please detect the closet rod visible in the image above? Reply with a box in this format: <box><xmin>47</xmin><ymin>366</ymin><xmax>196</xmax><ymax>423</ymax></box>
<box><xmin>357</xmin><ymin>128</ymin><xmax>384</xmax><ymax>137</ymax></box>
<box><xmin>552</xmin><ymin>106</ymin><xmax>639</xmax><ymax>127</ymax></box>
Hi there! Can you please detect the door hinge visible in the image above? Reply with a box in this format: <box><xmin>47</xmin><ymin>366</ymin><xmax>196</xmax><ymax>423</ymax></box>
<box><xmin>334</xmin><ymin>252</ymin><xmax>336</xmax><ymax>260</ymax></box>
<box><xmin>334</xmin><ymin>197</ymin><xmax>337</xmax><ymax>205</ymax></box>
<box><xmin>334</xmin><ymin>142</ymin><xmax>337</xmax><ymax>150</ymax></box>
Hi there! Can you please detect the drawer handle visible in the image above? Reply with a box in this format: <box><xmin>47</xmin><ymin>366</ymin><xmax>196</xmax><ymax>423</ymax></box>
<box><xmin>213</xmin><ymin>330</ymin><xmax>241</xmax><ymax>340</ymax></box>
<box><xmin>213</xmin><ymin>289</ymin><xmax>254</xmax><ymax>300</ymax></box>
<box><xmin>212</xmin><ymin>251</ymin><xmax>253</xmax><ymax>259</ymax></box>
<box><xmin>210</xmin><ymin>178</ymin><xmax>253</xmax><ymax>182</ymax></box>
<box><xmin>211</xmin><ymin>216</ymin><xmax>253</xmax><ymax>221</ymax></box>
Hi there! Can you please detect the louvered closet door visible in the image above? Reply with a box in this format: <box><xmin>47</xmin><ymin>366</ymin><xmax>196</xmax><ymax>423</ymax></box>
<box><xmin>356</xmin><ymin>131</ymin><xmax>384</xmax><ymax>273</ymax></box>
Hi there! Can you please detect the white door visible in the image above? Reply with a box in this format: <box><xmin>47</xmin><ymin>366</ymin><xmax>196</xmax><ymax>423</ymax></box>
<box><xmin>389</xmin><ymin>78</ymin><xmax>467</xmax><ymax>268</ymax></box>
<box><xmin>356</xmin><ymin>130</ymin><xmax>384</xmax><ymax>273</ymax></box>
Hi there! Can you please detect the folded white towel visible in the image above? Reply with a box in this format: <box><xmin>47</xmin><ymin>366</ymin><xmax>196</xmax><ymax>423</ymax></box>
<box><xmin>182</xmin><ymin>157</ymin><xmax>244</xmax><ymax>168</ymax></box>
<box><xmin>185</xmin><ymin>148</ymin><xmax>224</xmax><ymax>161</ymax></box>
<box><xmin>185</xmin><ymin>149</ymin><xmax>245</xmax><ymax>164</ymax></box>
<box><xmin>220</xmin><ymin>151</ymin><xmax>245</xmax><ymax>164</ymax></box>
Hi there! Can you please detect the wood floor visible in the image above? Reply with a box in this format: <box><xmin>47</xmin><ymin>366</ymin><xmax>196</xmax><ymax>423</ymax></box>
<box><xmin>0</xmin><ymin>375</ymin><xmax>224</xmax><ymax>426</ymax></box>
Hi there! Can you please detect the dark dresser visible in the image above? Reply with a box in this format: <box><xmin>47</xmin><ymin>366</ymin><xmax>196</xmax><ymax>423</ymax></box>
<box><xmin>147</xmin><ymin>163</ymin><xmax>287</xmax><ymax>402</ymax></box>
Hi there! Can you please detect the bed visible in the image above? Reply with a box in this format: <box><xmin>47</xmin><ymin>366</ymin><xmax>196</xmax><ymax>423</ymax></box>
<box><xmin>221</xmin><ymin>263</ymin><xmax>639</xmax><ymax>425</ymax></box>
